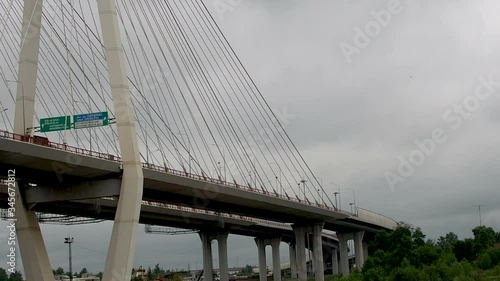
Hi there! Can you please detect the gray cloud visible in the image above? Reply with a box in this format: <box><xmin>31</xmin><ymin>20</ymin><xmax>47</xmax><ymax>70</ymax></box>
<box><xmin>1</xmin><ymin>0</ymin><xmax>500</xmax><ymax>274</ymax></box>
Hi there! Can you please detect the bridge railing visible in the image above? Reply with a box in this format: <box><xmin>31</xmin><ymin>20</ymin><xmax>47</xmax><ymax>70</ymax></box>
<box><xmin>1</xmin><ymin>130</ymin><xmax>350</xmax><ymax>215</ymax></box>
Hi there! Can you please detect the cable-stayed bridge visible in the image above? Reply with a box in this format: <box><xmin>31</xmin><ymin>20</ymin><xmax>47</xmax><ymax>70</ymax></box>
<box><xmin>0</xmin><ymin>1</ymin><xmax>397</xmax><ymax>280</ymax></box>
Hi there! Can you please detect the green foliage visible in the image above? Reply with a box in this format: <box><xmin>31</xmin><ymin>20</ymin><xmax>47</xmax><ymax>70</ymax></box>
<box><xmin>353</xmin><ymin>225</ymin><xmax>499</xmax><ymax>280</ymax></box>
<box><xmin>472</xmin><ymin>226</ymin><xmax>496</xmax><ymax>254</ymax></box>
<box><xmin>437</xmin><ymin>232</ymin><xmax>459</xmax><ymax>250</ymax></box>
<box><xmin>8</xmin><ymin>271</ymin><xmax>23</xmax><ymax>281</ymax></box>
<box><xmin>54</xmin><ymin>267</ymin><xmax>65</xmax><ymax>275</ymax></box>
<box><xmin>477</xmin><ymin>252</ymin><xmax>492</xmax><ymax>270</ymax></box>
<box><xmin>453</xmin><ymin>239</ymin><xmax>474</xmax><ymax>261</ymax></box>
<box><xmin>241</xmin><ymin>264</ymin><xmax>253</xmax><ymax>274</ymax></box>
<box><xmin>0</xmin><ymin>268</ymin><xmax>8</xmax><ymax>281</ymax></box>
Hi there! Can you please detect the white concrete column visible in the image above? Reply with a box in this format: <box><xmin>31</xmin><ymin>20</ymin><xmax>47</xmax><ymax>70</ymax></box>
<box><xmin>289</xmin><ymin>243</ymin><xmax>297</xmax><ymax>279</ymax></box>
<box><xmin>218</xmin><ymin>232</ymin><xmax>229</xmax><ymax>281</ymax></box>
<box><xmin>13</xmin><ymin>1</ymin><xmax>54</xmax><ymax>279</ymax></box>
<box><xmin>271</xmin><ymin>238</ymin><xmax>281</xmax><ymax>281</ymax></box>
<box><xmin>312</xmin><ymin>223</ymin><xmax>324</xmax><ymax>281</ymax></box>
<box><xmin>14</xmin><ymin>0</ymin><xmax>44</xmax><ymax>136</ymax></box>
<box><xmin>354</xmin><ymin>231</ymin><xmax>365</xmax><ymax>269</ymax></box>
<box><xmin>331</xmin><ymin>248</ymin><xmax>339</xmax><ymax>275</ymax></box>
<box><xmin>255</xmin><ymin>238</ymin><xmax>267</xmax><ymax>281</ymax></box>
<box><xmin>337</xmin><ymin>233</ymin><xmax>350</xmax><ymax>276</ymax></box>
<box><xmin>15</xmin><ymin>182</ymin><xmax>54</xmax><ymax>281</ymax></box>
<box><xmin>201</xmin><ymin>232</ymin><xmax>214</xmax><ymax>281</ymax></box>
<box><xmin>98</xmin><ymin>0</ymin><xmax>144</xmax><ymax>280</ymax></box>
<box><xmin>292</xmin><ymin>225</ymin><xmax>307</xmax><ymax>281</ymax></box>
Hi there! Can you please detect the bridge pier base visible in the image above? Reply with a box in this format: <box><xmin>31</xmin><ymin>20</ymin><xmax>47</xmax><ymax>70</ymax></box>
<box><xmin>312</xmin><ymin>223</ymin><xmax>324</xmax><ymax>281</ymax></box>
<box><xmin>292</xmin><ymin>225</ymin><xmax>307</xmax><ymax>281</ymax></box>
<box><xmin>200</xmin><ymin>232</ymin><xmax>214</xmax><ymax>281</ymax></box>
<box><xmin>289</xmin><ymin>243</ymin><xmax>298</xmax><ymax>278</ymax></box>
<box><xmin>354</xmin><ymin>231</ymin><xmax>365</xmax><ymax>269</ymax></box>
<box><xmin>255</xmin><ymin>238</ymin><xmax>267</xmax><ymax>281</ymax></box>
<box><xmin>15</xmin><ymin>183</ymin><xmax>54</xmax><ymax>281</ymax></box>
<box><xmin>271</xmin><ymin>238</ymin><xmax>282</xmax><ymax>281</ymax></box>
<box><xmin>331</xmin><ymin>248</ymin><xmax>339</xmax><ymax>275</ymax></box>
<box><xmin>218</xmin><ymin>231</ymin><xmax>229</xmax><ymax>281</ymax></box>
<box><xmin>337</xmin><ymin>233</ymin><xmax>351</xmax><ymax>276</ymax></box>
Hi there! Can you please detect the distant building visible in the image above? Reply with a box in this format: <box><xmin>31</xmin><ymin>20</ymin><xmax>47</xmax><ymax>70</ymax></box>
<box><xmin>54</xmin><ymin>275</ymin><xmax>100</xmax><ymax>281</ymax></box>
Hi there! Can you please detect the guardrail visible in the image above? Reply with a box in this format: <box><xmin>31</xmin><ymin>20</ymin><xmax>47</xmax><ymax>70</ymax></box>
<box><xmin>0</xmin><ymin>130</ymin><xmax>351</xmax><ymax>215</ymax></box>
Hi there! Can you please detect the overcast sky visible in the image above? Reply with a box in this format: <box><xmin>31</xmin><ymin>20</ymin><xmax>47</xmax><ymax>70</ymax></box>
<box><xmin>1</xmin><ymin>0</ymin><xmax>500</xmax><ymax>275</ymax></box>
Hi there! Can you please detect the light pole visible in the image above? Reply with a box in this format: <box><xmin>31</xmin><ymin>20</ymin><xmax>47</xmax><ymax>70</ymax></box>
<box><xmin>176</xmin><ymin>132</ymin><xmax>192</xmax><ymax>173</ymax></box>
<box><xmin>349</xmin><ymin>203</ymin><xmax>354</xmax><ymax>214</ymax></box>
<box><xmin>333</xmin><ymin>192</ymin><xmax>339</xmax><ymax>210</ymax></box>
<box><xmin>64</xmin><ymin>237</ymin><xmax>74</xmax><ymax>281</ymax></box>
<box><xmin>7</xmin><ymin>80</ymin><xmax>26</xmax><ymax>135</ymax></box>
<box><xmin>212</xmin><ymin>143</ymin><xmax>226</xmax><ymax>181</ymax></box>
<box><xmin>300</xmin><ymin>179</ymin><xmax>307</xmax><ymax>201</ymax></box>
<box><xmin>316</xmin><ymin>177</ymin><xmax>324</xmax><ymax>205</ymax></box>
<box><xmin>345</xmin><ymin>187</ymin><xmax>356</xmax><ymax>209</ymax></box>
<box><xmin>244</xmin><ymin>153</ymin><xmax>257</xmax><ymax>187</ymax></box>
<box><xmin>270</xmin><ymin>163</ymin><xmax>282</xmax><ymax>195</ymax></box>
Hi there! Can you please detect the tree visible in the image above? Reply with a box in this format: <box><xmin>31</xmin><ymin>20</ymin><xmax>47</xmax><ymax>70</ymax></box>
<box><xmin>54</xmin><ymin>267</ymin><xmax>65</xmax><ymax>275</ymax></box>
<box><xmin>80</xmin><ymin>268</ymin><xmax>88</xmax><ymax>277</ymax></box>
<box><xmin>147</xmin><ymin>267</ymin><xmax>154</xmax><ymax>280</ymax></box>
<box><xmin>8</xmin><ymin>271</ymin><xmax>23</xmax><ymax>281</ymax></box>
<box><xmin>437</xmin><ymin>232</ymin><xmax>459</xmax><ymax>250</ymax></box>
<box><xmin>472</xmin><ymin>226</ymin><xmax>496</xmax><ymax>254</ymax></box>
<box><xmin>412</xmin><ymin>227</ymin><xmax>426</xmax><ymax>248</ymax></box>
<box><xmin>0</xmin><ymin>268</ymin><xmax>8</xmax><ymax>281</ymax></box>
<box><xmin>453</xmin><ymin>239</ymin><xmax>474</xmax><ymax>261</ymax></box>
<box><xmin>241</xmin><ymin>265</ymin><xmax>253</xmax><ymax>274</ymax></box>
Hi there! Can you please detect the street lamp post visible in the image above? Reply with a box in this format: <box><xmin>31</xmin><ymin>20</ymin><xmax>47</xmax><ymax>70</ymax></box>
<box><xmin>349</xmin><ymin>203</ymin><xmax>354</xmax><ymax>214</ymax></box>
<box><xmin>64</xmin><ymin>237</ymin><xmax>74</xmax><ymax>281</ymax></box>
<box><xmin>300</xmin><ymin>179</ymin><xmax>307</xmax><ymax>201</ymax></box>
<box><xmin>345</xmin><ymin>187</ymin><xmax>356</xmax><ymax>209</ymax></box>
<box><xmin>7</xmin><ymin>80</ymin><xmax>26</xmax><ymax>135</ymax></box>
<box><xmin>212</xmin><ymin>143</ymin><xmax>226</xmax><ymax>181</ymax></box>
<box><xmin>333</xmin><ymin>192</ymin><xmax>339</xmax><ymax>210</ymax></box>
<box><xmin>176</xmin><ymin>132</ymin><xmax>192</xmax><ymax>174</ymax></box>
<box><xmin>270</xmin><ymin>163</ymin><xmax>282</xmax><ymax>195</ymax></box>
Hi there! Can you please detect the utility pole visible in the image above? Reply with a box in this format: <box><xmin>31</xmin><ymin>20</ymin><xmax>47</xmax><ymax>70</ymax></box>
<box><xmin>478</xmin><ymin>205</ymin><xmax>482</xmax><ymax>226</ymax></box>
<box><xmin>64</xmin><ymin>237</ymin><xmax>74</xmax><ymax>281</ymax></box>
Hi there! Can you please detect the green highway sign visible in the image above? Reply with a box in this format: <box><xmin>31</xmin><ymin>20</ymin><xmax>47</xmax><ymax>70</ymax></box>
<box><xmin>40</xmin><ymin>116</ymin><xmax>71</xmax><ymax>132</ymax></box>
<box><xmin>73</xmin><ymin>111</ymin><xmax>109</xmax><ymax>129</ymax></box>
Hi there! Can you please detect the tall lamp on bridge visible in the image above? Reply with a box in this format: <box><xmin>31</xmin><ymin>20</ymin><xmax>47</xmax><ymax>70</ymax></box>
<box><xmin>64</xmin><ymin>237</ymin><xmax>74</xmax><ymax>281</ymax></box>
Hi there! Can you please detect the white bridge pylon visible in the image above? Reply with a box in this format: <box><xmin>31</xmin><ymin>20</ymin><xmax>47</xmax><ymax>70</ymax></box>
<box><xmin>13</xmin><ymin>0</ymin><xmax>144</xmax><ymax>280</ymax></box>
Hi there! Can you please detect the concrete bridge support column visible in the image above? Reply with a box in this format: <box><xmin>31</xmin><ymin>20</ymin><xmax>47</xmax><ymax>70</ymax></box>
<box><xmin>201</xmin><ymin>232</ymin><xmax>214</xmax><ymax>281</ymax></box>
<box><xmin>97</xmin><ymin>0</ymin><xmax>144</xmax><ymax>280</ymax></box>
<box><xmin>363</xmin><ymin>241</ymin><xmax>369</xmax><ymax>263</ymax></box>
<box><xmin>312</xmin><ymin>223</ymin><xmax>324</xmax><ymax>281</ymax></box>
<box><xmin>255</xmin><ymin>238</ymin><xmax>267</xmax><ymax>281</ymax></box>
<box><xmin>331</xmin><ymin>248</ymin><xmax>339</xmax><ymax>275</ymax></box>
<box><xmin>354</xmin><ymin>231</ymin><xmax>365</xmax><ymax>269</ymax></box>
<box><xmin>289</xmin><ymin>243</ymin><xmax>298</xmax><ymax>278</ymax></box>
<box><xmin>218</xmin><ymin>232</ymin><xmax>229</xmax><ymax>281</ymax></box>
<box><xmin>292</xmin><ymin>225</ymin><xmax>307</xmax><ymax>281</ymax></box>
<box><xmin>271</xmin><ymin>238</ymin><xmax>282</xmax><ymax>281</ymax></box>
<box><xmin>337</xmin><ymin>233</ymin><xmax>350</xmax><ymax>276</ymax></box>
<box><xmin>14</xmin><ymin>0</ymin><xmax>55</xmax><ymax>280</ymax></box>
